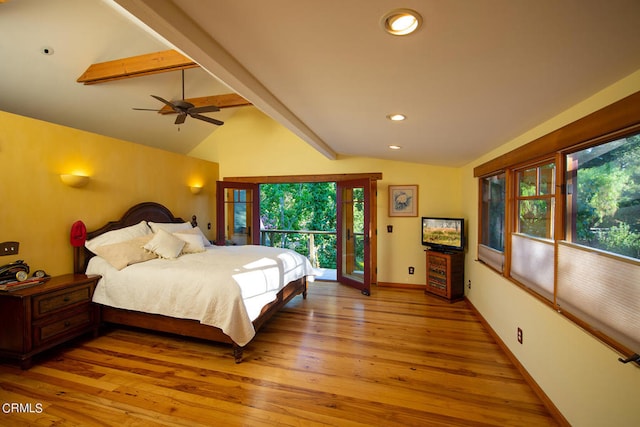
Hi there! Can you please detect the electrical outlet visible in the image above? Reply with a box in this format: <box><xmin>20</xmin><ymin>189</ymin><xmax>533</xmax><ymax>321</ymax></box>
<box><xmin>517</xmin><ymin>327</ymin><xmax>523</xmax><ymax>344</ymax></box>
<box><xmin>408</xmin><ymin>266</ymin><xmax>415</xmax><ymax>275</ymax></box>
<box><xmin>467</xmin><ymin>279</ymin><xmax>471</xmax><ymax>289</ymax></box>
<box><xmin>0</xmin><ymin>241</ymin><xmax>19</xmax><ymax>256</ymax></box>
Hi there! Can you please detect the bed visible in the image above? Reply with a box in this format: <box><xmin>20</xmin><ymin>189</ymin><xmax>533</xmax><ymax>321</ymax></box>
<box><xmin>73</xmin><ymin>202</ymin><xmax>313</xmax><ymax>362</ymax></box>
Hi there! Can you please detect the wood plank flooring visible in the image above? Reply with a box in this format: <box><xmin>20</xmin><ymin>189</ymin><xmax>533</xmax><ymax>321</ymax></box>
<box><xmin>0</xmin><ymin>282</ymin><xmax>558</xmax><ymax>426</ymax></box>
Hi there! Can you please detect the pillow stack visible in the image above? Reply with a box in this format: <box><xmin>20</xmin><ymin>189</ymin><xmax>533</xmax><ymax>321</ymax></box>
<box><xmin>85</xmin><ymin>220</ymin><xmax>212</xmax><ymax>270</ymax></box>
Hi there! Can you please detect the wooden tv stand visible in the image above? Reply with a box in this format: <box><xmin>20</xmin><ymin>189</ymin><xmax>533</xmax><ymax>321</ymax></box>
<box><xmin>425</xmin><ymin>250</ymin><xmax>464</xmax><ymax>302</ymax></box>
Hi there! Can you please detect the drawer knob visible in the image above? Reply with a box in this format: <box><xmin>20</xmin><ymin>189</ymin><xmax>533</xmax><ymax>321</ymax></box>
<box><xmin>63</xmin><ymin>297</ymin><xmax>70</xmax><ymax>302</ymax></box>
<box><xmin>64</xmin><ymin>321</ymin><xmax>71</xmax><ymax>327</ymax></box>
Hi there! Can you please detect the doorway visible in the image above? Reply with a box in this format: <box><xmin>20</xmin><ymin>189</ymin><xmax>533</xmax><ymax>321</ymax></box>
<box><xmin>217</xmin><ymin>173</ymin><xmax>379</xmax><ymax>292</ymax></box>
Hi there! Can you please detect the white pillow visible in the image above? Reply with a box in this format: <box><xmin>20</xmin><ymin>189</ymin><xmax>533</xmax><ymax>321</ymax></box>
<box><xmin>174</xmin><ymin>232</ymin><xmax>206</xmax><ymax>254</ymax></box>
<box><xmin>93</xmin><ymin>235</ymin><xmax>156</xmax><ymax>270</ymax></box>
<box><xmin>143</xmin><ymin>229</ymin><xmax>185</xmax><ymax>259</ymax></box>
<box><xmin>86</xmin><ymin>220</ymin><xmax>151</xmax><ymax>254</ymax></box>
<box><xmin>177</xmin><ymin>227</ymin><xmax>212</xmax><ymax>247</ymax></box>
<box><xmin>148</xmin><ymin>221</ymin><xmax>193</xmax><ymax>234</ymax></box>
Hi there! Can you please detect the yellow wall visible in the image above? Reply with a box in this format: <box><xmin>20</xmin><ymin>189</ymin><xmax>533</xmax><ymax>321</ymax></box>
<box><xmin>0</xmin><ymin>111</ymin><xmax>218</xmax><ymax>276</ymax></box>
<box><xmin>191</xmin><ymin>107</ymin><xmax>462</xmax><ymax>286</ymax></box>
<box><xmin>460</xmin><ymin>69</ymin><xmax>640</xmax><ymax>427</ymax></box>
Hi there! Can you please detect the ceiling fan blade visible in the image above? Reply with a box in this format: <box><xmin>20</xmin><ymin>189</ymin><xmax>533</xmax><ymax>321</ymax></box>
<box><xmin>175</xmin><ymin>113</ymin><xmax>187</xmax><ymax>125</ymax></box>
<box><xmin>151</xmin><ymin>95</ymin><xmax>177</xmax><ymax>110</ymax></box>
<box><xmin>188</xmin><ymin>104</ymin><xmax>220</xmax><ymax>114</ymax></box>
<box><xmin>190</xmin><ymin>113</ymin><xmax>224</xmax><ymax>126</ymax></box>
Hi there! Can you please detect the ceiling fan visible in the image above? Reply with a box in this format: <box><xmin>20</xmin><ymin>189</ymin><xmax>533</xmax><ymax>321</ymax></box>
<box><xmin>133</xmin><ymin>70</ymin><xmax>224</xmax><ymax>126</ymax></box>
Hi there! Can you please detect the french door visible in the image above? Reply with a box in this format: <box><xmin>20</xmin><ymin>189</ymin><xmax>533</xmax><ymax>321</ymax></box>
<box><xmin>216</xmin><ymin>175</ymin><xmax>377</xmax><ymax>294</ymax></box>
<box><xmin>336</xmin><ymin>179</ymin><xmax>372</xmax><ymax>295</ymax></box>
<box><xmin>216</xmin><ymin>181</ymin><xmax>259</xmax><ymax>245</ymax></box>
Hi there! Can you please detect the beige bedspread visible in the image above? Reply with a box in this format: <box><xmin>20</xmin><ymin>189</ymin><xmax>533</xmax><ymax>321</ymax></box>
<box><xmin>88</xmin><ymin>245</ymin><xmax>316</xmax><ymax>346</ymax></box>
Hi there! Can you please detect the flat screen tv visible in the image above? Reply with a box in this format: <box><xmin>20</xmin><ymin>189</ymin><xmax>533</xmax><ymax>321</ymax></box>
<box><xmin>421</xmin><ymin>217</ymin><xmax>464</xmax><ymax>252</ymax></box>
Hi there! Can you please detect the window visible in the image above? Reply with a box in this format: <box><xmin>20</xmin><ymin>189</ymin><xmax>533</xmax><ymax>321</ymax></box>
<box><xmin>511</xmin><ymin>161</ymin><xmax>557</xmax><ymax>300</ymax></box>
<box><xmin>516</xmin><ymin>162</ymin><xmax>555</xmax><ymax>239</ymax></box>
<box><xmin>473</xmin><ymin>91</ymin><xmax>640</xmax><ymax>357</ymax></box>
<box><xmin>479</xmin><ymin>173</ymin><xmax>505</xmax><ymax>271</ymax></box>
<box><xmin>557</xmin><ymin>133</ymin><xmax>640</xmax><ymax>354</ymax></box>
<box><xmin>565</xmin><ymin>134</ymin><xmax>640</xmax><ymax>259</ymax></box>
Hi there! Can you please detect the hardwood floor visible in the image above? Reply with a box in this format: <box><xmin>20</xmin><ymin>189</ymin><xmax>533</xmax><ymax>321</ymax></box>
<box><xmin>0</xmin><ymin>282</ymin><xmax>558</xmax><ymax>426</ymax></box>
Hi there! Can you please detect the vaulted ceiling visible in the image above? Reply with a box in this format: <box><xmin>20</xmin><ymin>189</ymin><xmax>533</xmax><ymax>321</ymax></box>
<box><xmin>2</xmin><ymin>0</ymin><xmax>640</xmax><ymax>166</ymax></box>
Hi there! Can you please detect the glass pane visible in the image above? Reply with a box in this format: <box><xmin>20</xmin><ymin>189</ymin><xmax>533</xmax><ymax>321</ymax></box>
<box><xmin>481</xmin><ymin>173</ymin><xmax>505</xmax><ymax>251</ymax></box>
<box><xmin>233</xmin><ymin>190</ymin><xmax>247</xmax><ymax>233</ymax></box>
<box><xmin>352</xmin><ymin>190</ymin><xmax>365</xmax><ymax>270</ymax></box>
<box><xmin>352</xmin><ymin>188</ymin><xmax>364</xmax><ymax>234</ymax></box>
<box><xmin>235</xmin><ymin>188</ymin><xmax>252</xmax><ymax>203</ymax></box>
<box><xmin>519</xmin><ymin>168</ymin><xmax>537</xmax><ymax>196</ymax></box>
<box><xmin>342</xmin><ymin>186</ymin><xmax>364</xmax><ymax>279</ymax></box>
<box><xmin>566</xmin><ymin>133</ymin><xmax>640</xmax><ymax>259</ymax></box>
<box><xmin>519</xmin><ymin>199</ymin><xmax>553</xmax><ymax>238</ymax></box>
<box><xmin>224</xmin><ymin>188</ymin><xmax>252</xmax><ymax>245</ymax></box>
<box><xmin>539</xmin><ymin>163</ymin><xmax>555</xmax><ymax>195</ymax></box>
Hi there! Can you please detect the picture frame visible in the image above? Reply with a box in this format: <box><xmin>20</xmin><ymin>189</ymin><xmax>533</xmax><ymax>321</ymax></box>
<box><xmin>389</xmin><ymin>185</ymin><xmax>418</xmax><ymax>217</ymax></box>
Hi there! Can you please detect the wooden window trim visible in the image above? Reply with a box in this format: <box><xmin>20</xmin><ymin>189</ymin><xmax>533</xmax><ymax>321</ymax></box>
<box><xmin>224</xmin><ymin>173</ymin><xmax>382</xmax><ymax>184</ymax></box>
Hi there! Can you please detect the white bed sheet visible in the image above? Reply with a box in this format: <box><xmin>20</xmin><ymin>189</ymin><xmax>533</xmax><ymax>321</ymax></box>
<box><xmin>88</xmin><ymin>245</ymin><xmax>316</xmax><ymax>346</ymax></box>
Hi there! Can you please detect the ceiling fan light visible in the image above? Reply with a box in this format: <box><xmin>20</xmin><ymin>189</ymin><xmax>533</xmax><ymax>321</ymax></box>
<box><xmin>382</xmin><ymin>9</ymin><xmax>422</xmax><ymax>36</ymax></box>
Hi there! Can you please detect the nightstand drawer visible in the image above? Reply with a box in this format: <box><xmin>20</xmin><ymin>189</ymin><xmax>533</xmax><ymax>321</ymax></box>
<box><xmin>33</xmin><ymin>284</ymin><xmax>92</xmax><ymax>318</ymax></box>
<box><xmin>34</xmin><ymin>309</ymin><xmax>92</xmax><ymax>345</ymax></box>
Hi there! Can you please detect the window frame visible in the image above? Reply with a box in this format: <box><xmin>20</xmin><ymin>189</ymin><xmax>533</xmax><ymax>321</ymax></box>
<box><xmin>514</xmin><ymin>160</ymin><xmax>556</xmax><ymax>239</ymax></box>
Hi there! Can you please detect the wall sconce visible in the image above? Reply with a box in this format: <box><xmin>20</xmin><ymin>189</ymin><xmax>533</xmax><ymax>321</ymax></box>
<box><xmin>60</xmin><ymin>173</ymin><xmax>90</xmax><ymax>188</ymax></box>
<box><xmin>190</xmin><ymin>185</ymin><xmax>203</xmax><ymax>195</ymax></box>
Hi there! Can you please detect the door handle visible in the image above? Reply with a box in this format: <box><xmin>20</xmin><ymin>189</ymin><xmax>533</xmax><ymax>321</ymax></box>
<box><xmin>347</xmin><ymin>229</ymin><xmax>351</xmax><ymax>240</ymax></box>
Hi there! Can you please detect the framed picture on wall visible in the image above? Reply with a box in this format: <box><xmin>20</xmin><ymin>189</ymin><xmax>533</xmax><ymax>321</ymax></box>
<box><xmin>389</xmin><ymin>185</ymin><xmax>418</xmax><ymax>217</ymax></box>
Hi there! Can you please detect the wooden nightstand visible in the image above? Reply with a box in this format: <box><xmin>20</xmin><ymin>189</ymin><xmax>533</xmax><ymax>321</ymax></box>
<box><xmin>0</xmin><ymin>274</ymin><xmax>100</xmax><ymax>369</ymax></box>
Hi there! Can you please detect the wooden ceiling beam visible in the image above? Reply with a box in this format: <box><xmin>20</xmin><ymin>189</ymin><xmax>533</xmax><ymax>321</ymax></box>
<box><xmin>158</xmin><ymin>93</ymin><xmax>251</xmax><ymax>114</ymax></box>
<box><xmin>77</xmin><ymin>49</ymin><xmax>198</xmax><ymax>85</ymax></box>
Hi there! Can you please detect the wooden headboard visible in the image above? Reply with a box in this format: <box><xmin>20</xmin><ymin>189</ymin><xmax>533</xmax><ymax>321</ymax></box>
<box><xmin>73</xmin><ymin>202</ymin><xmax>187</xmax><ymax>274</ymax></box>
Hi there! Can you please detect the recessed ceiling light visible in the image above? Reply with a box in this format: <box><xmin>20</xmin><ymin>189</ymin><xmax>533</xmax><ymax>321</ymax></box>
<box><xmin>389</xmin><ymin>145</ymin><xmax>402</xmax><ymax>150</ymax></box>
<box><xmin>381</xmin><ymin>9</ymin><xmax>422</xmax><ymax>36</ymax></box>
<box><xmin>387</xmin><ymin>114</ymin><xmax>406</xmax><ymax>121</ymax></box>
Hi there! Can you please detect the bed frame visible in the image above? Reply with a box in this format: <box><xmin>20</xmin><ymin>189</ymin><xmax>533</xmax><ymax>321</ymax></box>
<box><xmin>73</xmin><ymin>202</ymin><xmax>307</xmax><ymax>363</ymax></box>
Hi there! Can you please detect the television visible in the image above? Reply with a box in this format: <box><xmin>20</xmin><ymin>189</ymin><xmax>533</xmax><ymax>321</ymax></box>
<box><xmin>421</xmin><ymin>217</ymin><xmax>465</xmax><ymax>252</ymax></box>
